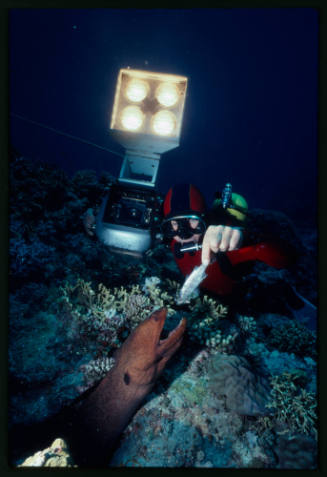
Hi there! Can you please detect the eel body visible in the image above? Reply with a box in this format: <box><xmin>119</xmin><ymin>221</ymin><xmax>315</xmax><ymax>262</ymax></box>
<box><xmin>70</xmin><ymin>307</ymin><xmax>186</xmax><ymax>466</ymax></box>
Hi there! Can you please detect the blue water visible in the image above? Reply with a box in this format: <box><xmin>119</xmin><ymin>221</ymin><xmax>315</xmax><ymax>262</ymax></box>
<box><xmin>9</xmin><ymin>8</ymin><xmax>318</xmax><ymax>226</ymax></box>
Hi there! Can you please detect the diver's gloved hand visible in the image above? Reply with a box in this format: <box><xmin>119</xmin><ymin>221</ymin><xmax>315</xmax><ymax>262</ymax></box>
<box><xmin>83</xmin><ymin>208</ymin><xmax>96</xmax><ymax>237</ymax></box>
<box><xmin>201</xmin><ymin>225</ymin><xmax>243</xmax><ymax>266</ymax></box>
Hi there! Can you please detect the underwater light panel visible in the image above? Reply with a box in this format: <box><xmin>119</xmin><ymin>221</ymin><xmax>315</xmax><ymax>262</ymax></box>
<box><xmin>110</xmin><ymin>68</ymin><xmax>188</xmax><ymax>139</ymax></box>
<box><xmin>120</xmin><ymin>105</ymin><xmax>144</xmax><ymax>131</ymax></box>
<box><xmin>125</xmin><ymin>79</ymin><xmax>149</xmax><ymax>103</ymax></box>
<box><xmin>155</xmin><ymin>82</ymin><xmax>179</xmax><ymax>107</ymax></box>
<box><xmin>151</xmin><ymin>110</ymin><xmax>176</xmax><ymax>136</ymax></box>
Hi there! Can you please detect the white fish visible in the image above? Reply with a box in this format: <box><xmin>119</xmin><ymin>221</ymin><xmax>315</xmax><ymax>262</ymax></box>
<box><xmin>176</xmin><ymin>263</ymin><xmax>208</xmax><ymax>305</ymax></box>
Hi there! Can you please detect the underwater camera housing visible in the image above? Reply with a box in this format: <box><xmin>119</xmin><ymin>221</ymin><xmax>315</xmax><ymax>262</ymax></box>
<box><xmin>96</xmin><ymin>68</ymin><xmax>188</xmax><ymax>257</ymax></box>
<box><xmin>96</xmin><ymin>180</ymin><xmax>163</xmax><ymax>257</ymax></box>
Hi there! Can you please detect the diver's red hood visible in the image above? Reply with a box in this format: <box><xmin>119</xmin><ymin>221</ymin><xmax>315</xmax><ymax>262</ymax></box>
<box><xmin>163</xmin><ymin>183</ymin><xmax>206</xmax><ymax>220</ymax></box>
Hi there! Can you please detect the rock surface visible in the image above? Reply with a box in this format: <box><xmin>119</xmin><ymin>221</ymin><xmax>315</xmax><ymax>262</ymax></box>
<box><xmin>108</xmin><ymin>349</ymin><xmax>274</xmax><ymax>468</ymax></box>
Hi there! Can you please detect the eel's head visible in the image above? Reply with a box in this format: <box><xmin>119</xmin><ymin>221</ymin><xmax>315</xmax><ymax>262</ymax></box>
<box><xmin>114</xmin><ymin>308</ymin><xmax>186</xmax><ymax>391</ymax></box>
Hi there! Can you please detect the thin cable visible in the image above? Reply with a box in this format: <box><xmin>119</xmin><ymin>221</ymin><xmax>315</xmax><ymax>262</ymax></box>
<box><xmin>10</xmin><ymin>112</ymin><xmax>124</xmax><ymax>158</ymax></box>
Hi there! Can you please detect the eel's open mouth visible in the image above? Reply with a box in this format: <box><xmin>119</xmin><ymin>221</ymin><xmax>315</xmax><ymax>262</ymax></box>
<box><xmin>159</xmin><ymin>317</ymin><xmax>186</xmax><ymax>346</ymax></box>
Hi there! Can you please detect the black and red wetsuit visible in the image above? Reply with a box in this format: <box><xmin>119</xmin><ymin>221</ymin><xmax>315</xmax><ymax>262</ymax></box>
<box><xmin>163</xmin><ymin>183</ymin><xmax>295</xmax><ymax>297</ymax></box>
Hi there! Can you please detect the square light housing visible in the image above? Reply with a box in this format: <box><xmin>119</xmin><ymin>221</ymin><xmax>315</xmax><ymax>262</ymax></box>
<box><xmin>109</xmin><ymin>68</ymin><xmax>188</xmax><ymax>155</ymax></box>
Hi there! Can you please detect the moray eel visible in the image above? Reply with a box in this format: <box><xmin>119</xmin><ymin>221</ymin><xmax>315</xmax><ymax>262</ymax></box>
<box><xmin>70</xmin><ymin>307</ymin><xmax>186</xmax><ymax>466</ymax></box>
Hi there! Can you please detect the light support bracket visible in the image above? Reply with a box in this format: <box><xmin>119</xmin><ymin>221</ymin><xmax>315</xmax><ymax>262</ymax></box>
<box><xmin>119</xmin><ymin>149</ymin><xmax>160</xmax><ymax>187</ymax></box>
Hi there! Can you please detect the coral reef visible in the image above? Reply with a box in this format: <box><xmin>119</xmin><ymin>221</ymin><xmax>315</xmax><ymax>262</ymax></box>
<box><xmin>108</xmin><ymin>345</ymin><xmax>276</xmax><ymax>468</ymax></box>
<box><xmin>8</xmin><ymin>155</ymin><xmax>317</xmax><ymax>468</ymax></box>
<box><xmin>275</xmin><ymin>433</ymin><xmax>317</xmax><ymax>469</ymax></box>
<box><xmin>78</xmin><ymin>357</ymin><xmax>115</xmax><ymax>391</ymax></box>
<box><xmin>266</xmin><ymin>320</ymin><xmax>316</xmax><ymax>358</ymax></box>
<box><xmin>236</xmin><ymin>314</ymin><xmax>257</xmax><ymax>336</ymax></box>
<box><xmin>163</xmin><ymin>279</ymin><xmax>237</xmax><ymax>353</ymax></box>
<box><xmin>266</xmin><ymin>371</ymin><xmax>317</xmax><ymax>439</ymax></box>
<box><xmin>58</xmin><ymin>277</ymin><xmax>176</xmax><ymax>352</ymax></box>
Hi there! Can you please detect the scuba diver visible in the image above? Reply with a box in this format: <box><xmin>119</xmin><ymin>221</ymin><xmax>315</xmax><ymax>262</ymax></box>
<box><xmin>160</xmin><ymin>182</ymin><xmax>295</xmax><ymax>300</ymax></box>
<box><xmin>84</xmin><ymin>182</ymin><xmax>295</xmax><ymax>302</ymax></box>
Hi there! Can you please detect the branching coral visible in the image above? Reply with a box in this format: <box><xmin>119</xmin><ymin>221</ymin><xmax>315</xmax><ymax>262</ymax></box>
<box><xmin>192</xmin><ymin>295</ymin><xmax>228</xmax><ymax>321</ymax></box>
<box><xmin>188</xmin><ymin>297</ymin><xmax>234</xmax><ymax>352</ymax></box>
<box><xmin>9</xmin><ymin>158</ymin><xmax>118</xmax><ymax>290</ymax></box>
<box><xmin>162</xmin><ymin>278</ymin><xmax>236</xmax><ymax>352</ymax></box>
<box><xmin>59</xmin><ymin>275</ymin><xmax>229</xmax><ymax>363</ymax></box>
<box><xmin>266</xmin><ymin>321</ymin><xmax>316</xmax><ymax>358</ymax></box>
<box><xmin>10</xmin><ymin>236</ymin><xmax>56</xmax><ymax>277</ymax></box>
<box><xmin>142</xmin><ymin>277</ymin><xmax>176</xmax><ymax>315</ymax></box>
<box><xmin>236</xmin><ymin>314</ymin><xmax>257</xmax><ymax>337</ymax></box>
<box><xmin>71</xmin><ymin>169</ymin><xmax>114</xmax><ymax>206</ymax></box>
<box><xmin>58</xmin><ymin>277</ymin><xmax>178</xmax><ymax>357</ymax></box>
<box><xmin>266</xmin><ymin>370</ymin><xmax>317</xmax><ymax>439</ymax></box>
<box><xmin>79</xmin><ymin>357</ymin><xmax>115</xmax><ymax>390</ymax></box>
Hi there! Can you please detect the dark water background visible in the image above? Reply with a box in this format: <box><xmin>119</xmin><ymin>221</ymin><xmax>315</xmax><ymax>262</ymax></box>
<box><xmin>9</xmin><ymin>8</ymin><xmax>318</xmax><ymax>226</ymax></box>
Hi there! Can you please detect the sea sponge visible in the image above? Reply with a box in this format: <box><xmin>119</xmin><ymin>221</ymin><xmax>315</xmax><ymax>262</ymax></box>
<box><xmin>206</xmin><ymin>354</ymin><xmax>272</xmax><ymax>416</ymax></box>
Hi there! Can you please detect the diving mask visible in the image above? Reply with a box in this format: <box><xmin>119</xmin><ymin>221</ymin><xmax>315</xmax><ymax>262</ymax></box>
<box><xmin>161</xmin><ymin>215</ymin><xmax>206</xmax><ymax>240</ymax></box>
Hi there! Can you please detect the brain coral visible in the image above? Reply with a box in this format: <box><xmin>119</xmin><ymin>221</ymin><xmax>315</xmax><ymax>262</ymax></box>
<box><xmin>206</xmin><ymin>354</ymin><xmax>272</xmax><ymax>417</ymax></box>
